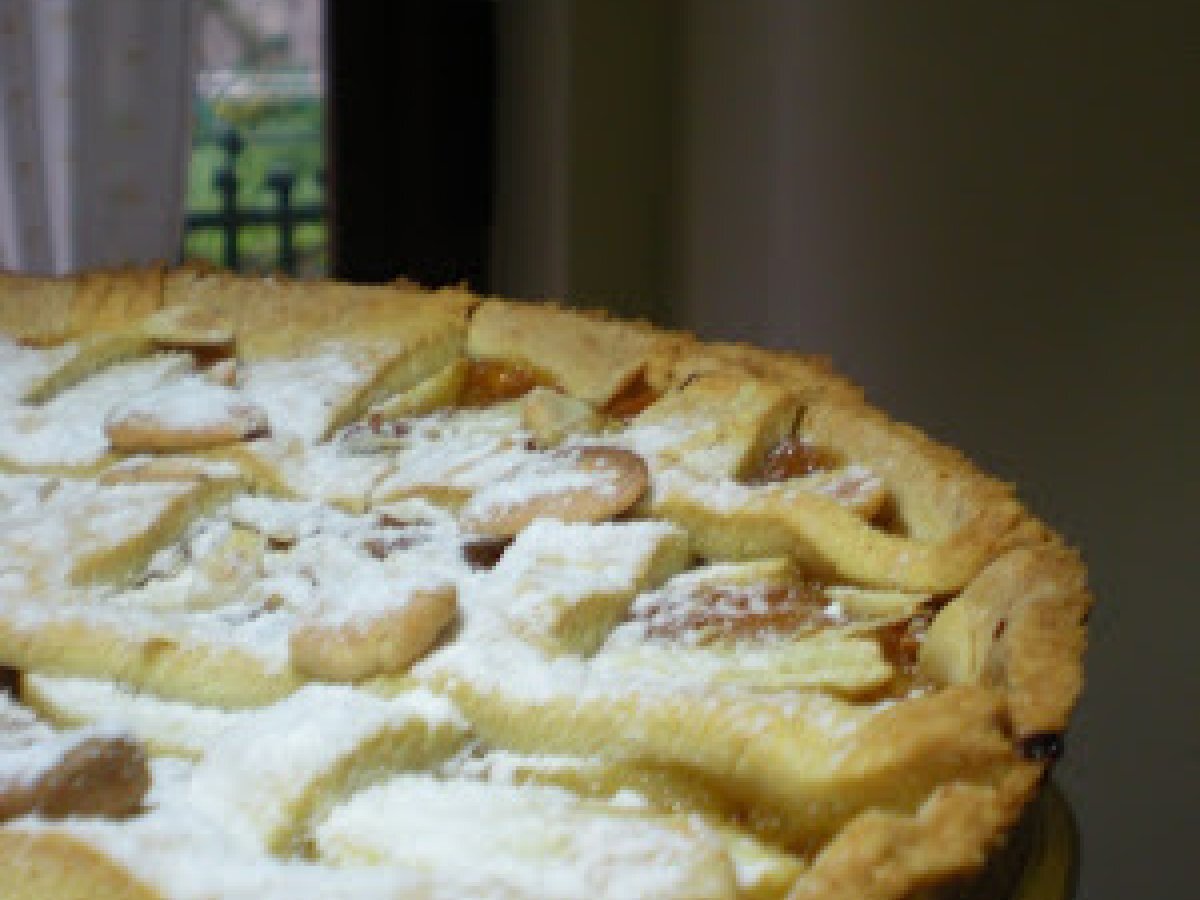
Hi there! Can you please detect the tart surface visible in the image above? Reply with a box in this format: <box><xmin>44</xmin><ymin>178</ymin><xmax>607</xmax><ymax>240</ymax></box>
<box><xmin>0</xmin><ymin>269</ymin><xmax>1090</xmax><ymax>900</ymax></box>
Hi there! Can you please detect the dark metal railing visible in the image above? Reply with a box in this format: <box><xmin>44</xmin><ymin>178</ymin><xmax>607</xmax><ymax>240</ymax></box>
<box><xmin>184</xmin><ymin>127</ymin><xmax>324</xmax><ymax>275</ymax></box>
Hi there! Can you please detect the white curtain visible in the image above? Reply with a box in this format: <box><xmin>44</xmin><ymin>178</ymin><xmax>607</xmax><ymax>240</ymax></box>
<box><xmin>0</xmin><ymin>0</ymin><xmax>195</xmax><ymax>274</ymax></box>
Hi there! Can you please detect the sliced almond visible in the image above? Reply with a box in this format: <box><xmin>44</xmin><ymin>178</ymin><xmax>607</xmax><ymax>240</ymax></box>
<box><xmin>461</xmin><ymin>445</ymin><xmax>649</xmax><ymax>539</ymax></box>
<box><xmin>23</xmin><ymin>673</ymin><xmax>240</xmax><ymax>761</ymax></box>
<box><xmin>290</xmin><ymin>586</ymin><xmax>457</xmax><ymax>681</ymax></box>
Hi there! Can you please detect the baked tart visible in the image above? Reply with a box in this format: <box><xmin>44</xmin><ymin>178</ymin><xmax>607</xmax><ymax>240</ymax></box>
<box><xmin>0</xmin><ymin>268</ymin><xmax>1089</xmax><ymax>899</ymax></box>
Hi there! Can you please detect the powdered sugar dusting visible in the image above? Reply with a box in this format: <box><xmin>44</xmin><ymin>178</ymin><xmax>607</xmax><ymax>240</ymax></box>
<box><xmin>0</xmin><ymin>336</ymin><xmax>78</xmax><ymax>402</ymax></box>
<box><xmin>315</xmin><ymin>775</ymin><xmax>735</xmax><ymax>899</ymax></box>
<box><xmin>106</xmin><ymin>374</ymin><xmax>265</xmax><ymax>435</ymax></box>
<box><xmin>0</xmin><ymin>354</ymin><xmax>192</xmax><ymax>467</ymax></box>
<box><xmin>239</xmin><ymin>346</ymin><xmax>381</xmax><ymax>442</ymax></box>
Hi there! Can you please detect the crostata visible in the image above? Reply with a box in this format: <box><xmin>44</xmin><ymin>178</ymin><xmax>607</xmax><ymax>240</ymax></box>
<box><xmin>0</xmin><ymin>269</ymin><xmax>1090</xmax><ymax>899</ymax></box>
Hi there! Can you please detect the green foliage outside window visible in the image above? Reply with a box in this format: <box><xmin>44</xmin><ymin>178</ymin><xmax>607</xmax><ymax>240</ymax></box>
<box><xmin>184</xmin><ymin>95</ymin><xmax>326</xmax><ymax>276</ymax></box>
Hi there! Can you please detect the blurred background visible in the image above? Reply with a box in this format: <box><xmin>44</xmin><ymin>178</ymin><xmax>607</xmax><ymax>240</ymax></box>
<box><xmin>4</xmin><ymin>1</ymin><xmax>1198</xmax><ymax>895</ymax></box>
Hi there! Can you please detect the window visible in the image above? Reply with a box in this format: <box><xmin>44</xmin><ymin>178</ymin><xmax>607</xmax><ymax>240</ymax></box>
<box><xmin>183</xmin><ymin>0</ymin><xmax>325</xmax><ymax>277</ymax></box>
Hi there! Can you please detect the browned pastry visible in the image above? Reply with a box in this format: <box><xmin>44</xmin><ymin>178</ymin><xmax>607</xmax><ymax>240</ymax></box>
<box><xmin>0</xmin><ymin>269</ymin><xmax>1090</xmax><ymax>900</ymax></box>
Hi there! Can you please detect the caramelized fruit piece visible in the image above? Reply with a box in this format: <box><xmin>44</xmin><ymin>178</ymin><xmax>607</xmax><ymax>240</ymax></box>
<box><xmin>461</xmin><ymin>536</ymin><xmax>512</xmax><ymax>570</ymax></box>
<box><xmin>0</xmin><ymin>734</ymin><xmax>149</xmax><ymax>823</ymax></box>
<box><xmin>867</xmin><ymin>613</ymin><xmax>937</xmax><ymax>697</ymax></box>
<box><xmin>459</xmin><ymin>358</ymin><xmax>549</xmax><ymax>406</ymax></box>
<box><xmin>602</xmin><ymin>372</ymin><xmax>659</xmax><ymax>419</ymax></box>
<box><xmin>751</xmin><ymin>436</ymin><xmax>842</xmax><ymax>483</ymax></box>
<box><xmin>634</xmin><ymin>582</ymin><xmax>843</xmax><ymax>642</ymax></box>
<box><xmin>0</xmin><ymin>666</ymin><xmax>16</xmax><ymax>698</ymax></box>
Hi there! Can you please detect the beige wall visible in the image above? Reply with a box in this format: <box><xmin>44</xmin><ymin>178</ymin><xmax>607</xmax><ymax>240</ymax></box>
<box><xmin>493</xmin><ymin>4</ymin><xmax>1199</xmax><ymax>895</ymax></box>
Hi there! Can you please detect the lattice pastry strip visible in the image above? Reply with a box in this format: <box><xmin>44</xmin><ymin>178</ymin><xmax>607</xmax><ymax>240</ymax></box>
<box><xmin>418</xmin><ymin>636</ymin><xmax>1018</xmax><ymax>846</ymax></box>
<box><xmin>193</xmin><ymin>295</ymin><xmax>466</xmax><ymax>445</ymax></box>
<box><xmin>139</xmin><ymin>300</ymin><xmax>236</xmax><ymax>351</ymax></box>
<box><xmin>0</xmin><ymin>335</ymin><xmax>86</xmax><ymax>405</ymax></box>
<box><xmin>237</xmin><ymin>346</ymin><xmax>408</xmax><ymax>444</ymax></box>
<box><xmin>0</xmin><ymin>602</ymin><xmax>305</xmax><ymax>709</ymax></box>
<box><xmin>597</xmin><ymin>635</ymin><xmax>893</xmax><ymax>695</ymax></box>
<box><xmin>97</xmin><ymin>455</ymin><xmax>250</xmax><ymax>487</ymax></box>
<box><xmin>0</xmin><ymin>494</ymin><xmax>465</xmax><ymax>707</ymax></box>
<box><xmin>181</xmin><ymin>685</ymin><xmax>468</xmax><ymax>855</ymax></box>
<box><xmin>160</xmin><ymin>270</ymin><xmax>475</xmax><ymax>362</ymax></box>
<box><xmin>0</xmin><ymin>767</ymin><xmax>452</xmax><ymax>900</ymax></box>
<box><xmin>651</xmin><ymin>468</ymin><xmax>982</xmax><ymax>592</ymax></box>
<box><xmin>368</xmin><ymin>357</ymin><xmax>468</xmax><ymax>420</ymax></box>
<box><xmin>622</xmin><ymin>371</ymin><xmax>799</xmax><ymax>480</ymax></box>
<box><xmin>213</xmin><ymin>438</ymin><xmax>395</xmax><ymax>513</ymax></box>
<box><xmin>442</xmin><ymin>750</ymin><xmax>807</xmax><ymax>898</ymax></box>
<box><xmin>314</xmin><ymin>775</ymin><xmax>737</xmax><ymax>900</ymax></box>
<box><xmin>0</xmin><ymin>354</ymin><xmax>194</xmax><ymax>472</ymax></box>
<box><xmin>368</xmin><ymin>403</ymin><xmax>533</xmax><ymax>507</ymax></box>
<box><xmin>0</xmin><ymin>473</ymin><xmax>235</xmax><ymax>592</ymax></box>
<box><xmin>468</xmin><ymin>300</ymin><xmax>668</xmax><ymax>407</ymax></box>
<box><xmin>18</xmin><ymin>333</ymin><xmax>159</xmax><ymax>406</ymax></box>
<box><xmin>23</xmin><ymin>674</ymin><xmax>240</xmax><ymax>761</ymax></box>
<box><xmin>474</xmin><ymin>519</ymin><xmax>691</xmax><ymax>654</ymax></box>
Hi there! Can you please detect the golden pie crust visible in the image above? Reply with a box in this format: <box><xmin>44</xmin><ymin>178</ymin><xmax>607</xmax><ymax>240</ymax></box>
<box><xmin>0</xmin><ymin>267</ymin><xmax>1090</xmax><ymax>900</ymax></box>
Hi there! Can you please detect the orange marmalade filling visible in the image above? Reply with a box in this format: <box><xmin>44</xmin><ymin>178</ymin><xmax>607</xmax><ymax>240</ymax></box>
<box><xmin>750</xmin><ymin>436</ymin><xmax>843</xmax><ymax>483</ymax></box>
<box><xmin>633</xmin><ymin>583</ymin><xmax>844</xmax><ymax>642</ymax></box>
<box><xmin>601</xmin><ymin>372</ymin><xmax>660</xmax><ymax>420</ymax></box>
<box><xmin>459</xmin><ymin>358</ymin><xmax>550</xmax><ymax>407</ymax></box>
<box><xmin>629</xmin><ymin>580</ymin><xmax>940</xmax><ymax>699</ymax></box>
<box><xmin>869</xmin><ymin>614</ymin><xmax>937</xmax><ymax>698</ymax></box>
